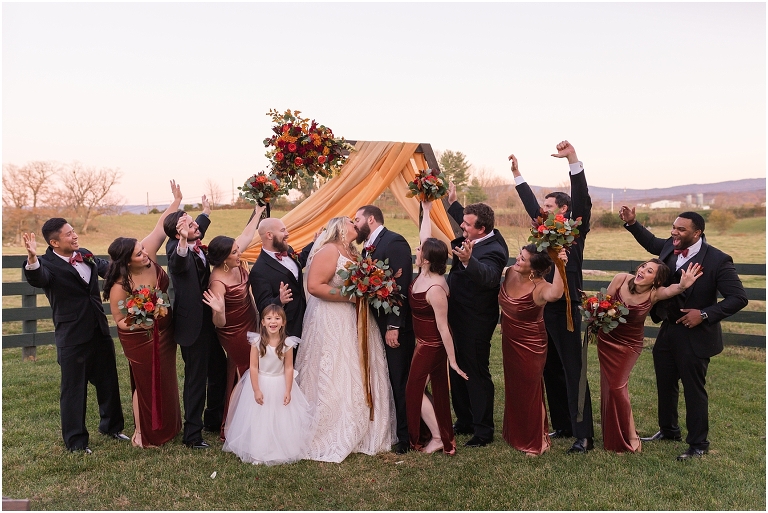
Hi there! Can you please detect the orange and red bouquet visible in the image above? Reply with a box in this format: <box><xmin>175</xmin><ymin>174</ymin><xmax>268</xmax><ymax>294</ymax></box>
<box><xmin>238</xmin><ymin>171</ymin><xmax>289</xmax><ymax>206</ymax></box>
<box><xmin>406</xmin><ymin>168</ymin><xmax>448</xmax><ymax>202</ymax></box>
<box><xmin>528</xmin><ymin>210</ymin><xmax>582</xmax><ymax>252</ymax></box>
<box><xmin>117</xmin><ymin>285</ymin><xmax>170</xmax><ymax>330</ymax></box>
<box><xmin>579</xmin><ymin>288</ymin><xmax>629</xmax><ymax>335</ymax></box>
<box><xmin>337</xmin><ymin>257</ymin><xmax>403</xmax><ymax>315</ymax></box>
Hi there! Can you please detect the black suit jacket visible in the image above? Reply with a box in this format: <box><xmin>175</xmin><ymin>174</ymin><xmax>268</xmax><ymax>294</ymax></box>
<box><xmin>625</xmin><ymin>222</ymin><xmax>748</xmax><ymax>358</ymax></box>
<box><xmin>516</xmin><ymin>169</ymin><xmax>592</xmax><ymax>302</ymax></box>
<box><xmin>364</xmin><ymin>227</ymin><xmax>413</xmax><ymax>335</ymax></box>
<box><xmin>249</xmin><ymin>244</ymin><xmax>311</xmax><ymax>338</ymax></box>
<box><xmin>23</xmin><ymin>247</ymin><xmax>110</xmax><ymax>347</ymax></box>
<box><xmin>165</xmin><ymin>214</ymin><xmax>212</xmax><ymax>347</ymax></box>
<box><xmin>446</xmin><ymin>202</ymin><xmax>509</xmax><ymax>340</ymax></box>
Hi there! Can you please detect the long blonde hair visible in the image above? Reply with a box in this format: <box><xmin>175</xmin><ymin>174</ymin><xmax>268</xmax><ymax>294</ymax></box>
<box><xmin>258</xmin><ymin>304</ymin><xmax>287</xmax><ymax>360</ymax></box>
<box><xmin>312</xmin><ymin>216</ymin><xmax>359</xmax><ymax>258</ymax></box>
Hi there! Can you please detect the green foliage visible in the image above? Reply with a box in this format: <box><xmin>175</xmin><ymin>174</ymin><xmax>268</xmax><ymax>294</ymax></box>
<box><xmin>438</xmin><ymin>150</ymin><xmax>470</xmax><ymax>190</ymax></box>
<box><xmin>148</xmin><ymin>208</ymin><xmax>160</xmax><ymax>214</ymax></box>
<box><xmin>709</xmin><ymin>209</ymin><xmax>738</xmax><ymax>233</ymax></box>
<box><xmin>465</xmin><ymin>177</ymin><xmax>487</xmax><ymax>204</ymax></box>
<box><xmin>595</xmin><ymin>211</ymin><xmax>625</xmax><ymax>228</ymax></box>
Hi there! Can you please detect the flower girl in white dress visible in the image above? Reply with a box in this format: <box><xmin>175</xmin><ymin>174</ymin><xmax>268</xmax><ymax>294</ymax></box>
<box><xmin>222</xmin><ymin>304</ymin><xmax>312</xmax><ymax>465</ymax></box>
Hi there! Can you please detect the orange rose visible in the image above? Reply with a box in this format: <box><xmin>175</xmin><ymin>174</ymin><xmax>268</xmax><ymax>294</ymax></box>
<box><xmin>555</xmin><ymin>214</ymin><xmax>566</xmax><ymax>222</ymax></box>
<box><xmin>145</xmin><ymin>302</ymin><xmax>155</xmax><ymax>312</ymax></box>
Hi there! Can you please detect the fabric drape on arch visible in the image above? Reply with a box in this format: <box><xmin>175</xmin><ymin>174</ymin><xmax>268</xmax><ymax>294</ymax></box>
<box><xmin>240</xmin><ymin>141</ymin><xmax>456</xmax><ymax>261</ymax></box>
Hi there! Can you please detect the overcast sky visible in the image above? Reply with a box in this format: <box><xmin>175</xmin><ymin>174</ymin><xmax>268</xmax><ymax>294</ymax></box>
<box><xmin>3</xmin><ymin>2</ymin><xmax>765</xmax><ymax>205</ymax></box>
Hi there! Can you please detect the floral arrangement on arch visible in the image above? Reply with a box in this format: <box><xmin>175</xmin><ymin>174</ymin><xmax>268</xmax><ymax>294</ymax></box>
<box><xmin>117</xmin><ymin>285</ymin><xmax>170</xmax><ymax>330</ymax></box>
<box><xmin>337</xmin><ymin>257</ymin><xmax>403</xmax><ymax>316</ymax></box>
<box><xmin>406</xmin><ymin>168</ymin><xmax>448</xmax><ymax>202</ymax></box>
<box><xmin>263</xmin><ymin>108</ymin><xmax>354</xmax><ymax>188</ymax></box>
<box><xmin>237</xmin><ymin>171</ymin><xmax>290</xmax><ymax>206</ymax></box>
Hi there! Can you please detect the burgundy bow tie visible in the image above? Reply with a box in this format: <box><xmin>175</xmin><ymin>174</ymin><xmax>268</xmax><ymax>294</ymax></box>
<box><xmin>192</xmin><ymin>240</ymin><xmax>206</xmax><ymax>254</ymax></box>
<box><xmin>69</xmin><ymin>253</ymin><xmax>83</xmax><ymax>266</ymax></box>
<box><xmin>275</xmin><ymin>251</ymin><xmax>289</xmax><ymax>261</ymax></box>
<box><xmin>674</xmin><ymin>248</ymin><xmax>689</xmax><ymax>257</ymax></box>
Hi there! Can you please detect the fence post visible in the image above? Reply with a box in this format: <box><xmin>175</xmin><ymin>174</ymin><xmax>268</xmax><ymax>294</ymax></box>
<box><xmin>20</xmin><ymin>268</ymin><xmax>37</xmax><ymax>362</ymax></box>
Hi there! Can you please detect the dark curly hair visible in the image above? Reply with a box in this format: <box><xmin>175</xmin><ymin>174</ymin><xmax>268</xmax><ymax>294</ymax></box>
<box><xmin>464</xmin><ymin>203</ymin><xmax>495</xmax><ymax>234</ymax></box>
<box><xmin>207</xmin><ymin>235</ymin><xmax>236</xmax><ymax>268</ymax></box>
<box><xmin>421</xmin><ymin>238</ymin><xmax>448</xmax><ymax>275</ymax></box>
<box><xmin>103</xmin><ymin>237</ymin><xmax>141</xmax><ymax>300</ymax></box>
<box><xmin>522</xmin><ymin>244</ymin><xmax>553</xmax><ymax>278</ymax></box>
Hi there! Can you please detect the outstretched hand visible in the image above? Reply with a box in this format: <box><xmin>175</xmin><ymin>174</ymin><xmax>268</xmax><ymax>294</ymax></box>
<box><xmin>278</xmin><ymin>281</ymin><xmax>293</xmax><ymax>305</ymax></box>
<box><xmin>507</xmin><ymin>154</ymin><xmax>520</xmax><ymax>176</ymax></box>
<box><xmin>452</xmin><ymin>239</ymin><xmax>474</xmax><ymax>266</ymax></box>
<box><xmin>551</xmin><ymin>140</ymin><xmax>578</xmax><ymax>163</ymax></box>
<box><xmin>170</xmin><ymin>180</ymin><xmax>182</xmax><ymax>202</ymax></box>
<box><xmin>176</xmin><ymin>214</ymin><xmax>191</xmax><ymax>240</ymax></box>
<box><xmin>202</xmin><ymin>289</ymin><xmax>225</xmax><ymax>314</ymax></box>
<box><xmin>22</xmin><ymin>232</ymin><xmax>38</xmax><ymax>262</ymax></box>
<box><xmin>679</xmin><ymin>262</ymin><xmax>703</xmax><ymax>290</ymax></box>
<box><xmin>618</xmin><ymin>206</ymin><xmax>636</xmax><ymax>225</ymax></box>
<box><xmin>201</xmin><ymin>194</ymin><xmax>211</xmax><ymax>215</ymax></box>
<box><xmin>448</xmin><ymin>181</ymin><xmax>457</xmax><ymax>204</ymax></box>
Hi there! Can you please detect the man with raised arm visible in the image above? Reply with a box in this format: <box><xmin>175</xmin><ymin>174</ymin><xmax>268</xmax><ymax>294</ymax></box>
<box><xmin>619</xmin><ymin>207</ymin><xmax>747</xmax><ymax>460</ymax></box>
<box><xmin>509</xmin><ymin>140</ymin><xmax>594</xmax><ymax>453</ymax></box>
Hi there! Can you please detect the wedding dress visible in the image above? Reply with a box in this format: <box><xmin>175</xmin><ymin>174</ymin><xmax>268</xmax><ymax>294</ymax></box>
<box><xmin>296</xmin><ymin>250</ymin><xmax>396</xmax><ymax>463</ymax></box>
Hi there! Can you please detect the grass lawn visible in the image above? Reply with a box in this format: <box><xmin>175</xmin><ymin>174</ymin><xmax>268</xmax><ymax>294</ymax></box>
<box><xmin>2</xmin><ymin>338</ymin><xmax>765</xmax><ymax>510</ymax></box>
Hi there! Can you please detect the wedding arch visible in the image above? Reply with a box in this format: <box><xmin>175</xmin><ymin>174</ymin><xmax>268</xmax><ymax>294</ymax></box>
<box><xmin>240</xmin><ymin>141</ymin><xmax>457</xmax><ymax>262</ymax></box>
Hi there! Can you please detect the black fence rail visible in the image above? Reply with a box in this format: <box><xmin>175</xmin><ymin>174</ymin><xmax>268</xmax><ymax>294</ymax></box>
<box><xmin>3</xmin><ymin>255</ymin><xmax>765</xmax><ymax>351</ymax></box>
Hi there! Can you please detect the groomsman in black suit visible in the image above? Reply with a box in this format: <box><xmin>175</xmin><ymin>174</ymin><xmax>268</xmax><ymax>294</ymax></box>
<box><xmin>23</xmin><ymin>219</ymin><xmax>127</xmax><ymax>453</ymax></box>
<box><xmin>249</xmin><ymin>217</ymin><xmax>312</xmax><ymax>339</ymax></box>
<box><xmin>510</xmin><ymin>140</ymin><xmax>595</xmax><ymax>453</ymax></box>
<box><xmin>163</xmin><ymin>196</ymin><xmax>227</xmax><ymax>448</ymax></box>
<box><xmin>353</xmin><ymin>205</ymin><xmax>415</xmax><ymax>455</ymax></box>
<box><xmin>619</xmin><ymin>208</ymin><xmax>747</xmax><ymax>460</ymax></box>
<box><xmin>445</xmin><ymin>190</ymin><xmax>509</xmax><ymax>447</ymax></box>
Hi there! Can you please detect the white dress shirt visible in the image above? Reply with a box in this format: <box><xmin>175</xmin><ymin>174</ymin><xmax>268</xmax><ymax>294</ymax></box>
<box><xmin>27</xmin><ymin>251</ymin><xmax>91</xmax><ymax>283</ymax></box>
<box><xmin>363</xmin><ymin>225</ymin><xmax>384</xmax><ymax>253</ymax></box>
<box><xmin>675</xmin><ymin>237</ymin><xmax>702</xmax><ymax>271</ymax></box>
<box><xmin>265</xmin><ymin>248</ymin><xmax>299</xmax><ymax>281</ymax></box>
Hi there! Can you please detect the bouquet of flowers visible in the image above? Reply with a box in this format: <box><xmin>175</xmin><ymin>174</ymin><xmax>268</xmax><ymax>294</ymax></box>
<box><xmin>337</xmin><ymin>257</ymin><xmax>403</xmax><ymax>315</ymax></box>
<box><xmin>406</xmin><ymin>168</ymin><xmax>448</xmax><ymax>202</ymax></box>
<box><xmin>237</xmin><ymin>171</ymin><xmax>289</xmax><ymax>206</ymax></box>
<box><xmin>263</xmin><ymin>109</ymin><xmax>354</xmax><ymax>189</ymax></box>
<box><xmin>117</xmin><ymin>285</ymin><xmax>170</xmax><ymax>330</ymax></box>
<box><xmin>579</xmin><ymin>288</ymin><xmax>629</xmax><ymax>335</ymax></box>
<box><xmin>529</xmin><ymin>210</ymin><xmax>583</xmax><ymax>331</ymax></box>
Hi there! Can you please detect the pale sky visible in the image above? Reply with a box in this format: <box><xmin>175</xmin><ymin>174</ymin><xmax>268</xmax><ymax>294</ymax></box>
<box><xmin>3</xmin><ymin>2</ymin><xmax>765</xmax><ymax>205</ymax></box>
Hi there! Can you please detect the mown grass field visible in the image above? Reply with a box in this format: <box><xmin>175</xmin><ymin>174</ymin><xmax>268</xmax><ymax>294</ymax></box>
<box><xmin>2</xmin><ymin>209</ymin><xmax>765</xmax><ymax>510</ymax></box>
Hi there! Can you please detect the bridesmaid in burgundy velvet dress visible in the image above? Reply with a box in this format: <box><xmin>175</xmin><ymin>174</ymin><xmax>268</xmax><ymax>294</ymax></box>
<box><xmin>597</xmin><ymin>259</ymin><xmax>701</xmax><ymax>453</ymax></box>
<box><xmin>104</xmin><ymin>180</ymin><xmax>183</xmax><ymax>447</ymax></box>
<box><xmin>405</xmin><ymin>200</ymin><xmax>468</xmax><ymax>455</ymax></box>
<box><xmin>499</xmin><ymin>244</ymin><xmax>567</xmax><ymax>456</ymax></box>
<box><xmin>202</xmin><ymin>205</ymin><xmax>265</xmax><ymax>437</ymax></box>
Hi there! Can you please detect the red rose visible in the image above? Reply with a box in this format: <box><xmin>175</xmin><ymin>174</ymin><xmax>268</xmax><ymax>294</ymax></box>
<box><xmin>294</xmin><ymin>157</ymin><xmax>303</xmax><ymax>166</ymax></box>
<box><xmin>599</xmin><ymin>300</ymin><xmax>612</xmax><ymax>309</ymax></box>
<box><xmin>537</xmin><ymin>225</ymin><xmax>546</xmax><ymax>233</ymax></box>
<box><xmin>588</xmin><ymin>297</ymin><xmax>599</xmax><ymax>304</ymax></box>
<box><xmin>282</xmin><ymin>125</ymin><xmax>290</xmax><ymax>133</ymax></box>
<box><xmin>288</xmin><ymin>143</ymin><xmax>297</xmax><ymax>152</ymax></box>
<box><xmin>140</xmin><ymin>287</ymin><xmax>150</xmax><ymax>296</ymax></box>
<box><xmin>555</xmin><ymin>214</ymin><xmax>566</xmax><ymax>222</ymax></box>
<box><xmin>275</xmin><ymin>152</ymin><xmax>284</xmax><ymax>162</ymax></box>
<box><xmin>379</xmin><ymin>287</ymin><xmax>390</xmax><ymax>298</ymax></box>
<box><xmin>126</xmin><ymin>299</ymin><xmax>135</xmax><ymax>308</ymax></box>
<box><xmin>317</xmin><ymin>155</ymin><xmax>327</xmax><ymax>164</ymax></box>
<box><xmin>370</xmin><ymin>275</ymin><xmax>383</xmax><ymax>287</ymax></box>
<box><xmin>277</xmin><ymin>139</ymin><xmax>286</xmax><ymax>148</ymax></box>
<box><xmin>357</xmin><ymin>283</ymin><xmax>368</xmax><ymax>293</ymax></box>
<box><xmin>145</xmin><ymin>302</ymin><xmax>155</xmax><ymax>312</ymax></box>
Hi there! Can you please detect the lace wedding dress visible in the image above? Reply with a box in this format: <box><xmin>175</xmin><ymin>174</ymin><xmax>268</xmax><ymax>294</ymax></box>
<box><xmin>296</xmin><ymin>252</ymin><xmax>396</xmax><ymax>463</ymax></box>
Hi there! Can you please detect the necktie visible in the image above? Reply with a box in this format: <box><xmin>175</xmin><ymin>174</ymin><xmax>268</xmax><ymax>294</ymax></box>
<box><xmin>275</xmin><ymin>251</ymin><xmax>289</xmax><ymax>261</ymax></box>
<box><xmin>674</xmin><ymin>248</ymin><xmax>689</xmax><ymax>257</ymax></box>
<box><xmin>69</xmin><ymin>253</ymin><xmax>83</xmax><ymax>266</ymax></box>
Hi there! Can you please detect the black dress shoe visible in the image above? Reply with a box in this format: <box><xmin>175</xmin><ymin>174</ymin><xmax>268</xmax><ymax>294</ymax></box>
<box><xmin>100</xmin><ymin>431</ymin><xmax>130</xmax><ymax>441</ymax></box>
<box><xmin>464</xmin><ymin>436</ymin><xmax>492</xmax><ymax>448</ymax></box>
<box><xmin>452</xmin><ymin>423</ymin><xmax>474</xmax><ymax>436</ymax></box>
<box><xmin>392</xmin><ymin>441</ymin><xmax>410</xmax><ymax>454</ymax></box>
<box><xmin>640</xmin><ymin>430</ymin><xmax>682</xmax><ymax>442</ymax></box>
<box><xmin>548</xmin><ymin>429</ymin><xmax>573</xmax><ymax>439</ymax></box>
<box><xmin>184</xmin><ymin>440</ymin><xmax>210</xmax><ymax>449</ymax></box>
<box><xmin>566</xmin><ymin>438</ymin><xmax>594</xmax><ymax>454</ymax></box>
<box><xmin>70</xmin><ymin>446</ymin><xmax>93</xmax><ymax>455</ymax></box>
<box><xmin>677</xmin><ymin>447</ymin><xmax>708</xmax><ymax>461</ymax></box>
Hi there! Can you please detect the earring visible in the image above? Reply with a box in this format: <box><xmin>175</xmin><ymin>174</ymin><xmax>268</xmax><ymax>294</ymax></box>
<box><xmin>224</xmin><ymin>263</ymin><xmax>230</xmax><ymax>273</ymax></box>
<box><xmin>528</xmin><ymin>271</ymin><xmax>535</xmax><ymax>282</ymax></box>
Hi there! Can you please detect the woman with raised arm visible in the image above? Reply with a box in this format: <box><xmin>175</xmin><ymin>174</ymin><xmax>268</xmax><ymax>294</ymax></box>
<box><xmin>201</xmin><ymin>204</ymin><xmax>266</xmax><ymax>438</ymax></box>
<box><xmin>405</xmin><ymin>200</ymin><xmax>468</xmax><ymax>455</ymax></box>
<box><xmin>598</xmin><ymin>259</ymin><xmax>702</xmax><ymax>453</ymax></box>
<box><xmin>103</xmin><ymin>180</ymin><xmax>183</xmax><ymax>447</ymax></box>
<box><xmin>295</xmin><ymin>216</ymin><xmax>396</xmax><ymax>463</ymax></box>
<box><xmin>499</xmin><ymin>244</ymin><xmax>567</xmax><ymax>456</ymax></box>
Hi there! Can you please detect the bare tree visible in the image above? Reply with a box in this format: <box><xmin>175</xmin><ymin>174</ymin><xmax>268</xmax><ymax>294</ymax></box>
<box><xmin>59</xmin><ymin>162</ymin><xmax>123</xmax><ymax>234</ymax></box>
<box><xmin>22</xmin><ymin>161</ymin><xmax>59</xmax><ymax>224</ymax></box>
<box><xmin>204</xmin><ymin>178</ymin><xmax>224</xmax><ymax>207</ymax></box>
<box><xmin>2</xmin><ymin>164</ymin><xmax>30</xmax><ymax>244</ymax></box>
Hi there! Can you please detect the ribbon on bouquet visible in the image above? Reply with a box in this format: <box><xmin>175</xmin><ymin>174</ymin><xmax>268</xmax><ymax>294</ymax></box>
<box><xmin>547</xmin><ymin>246</ymin><xmax>574</xmax><ymax>332</ymax></box>
<box><xmin>576</xmin><ymin>328</ymin><xmax>593</xmax><ymax>423</ymax></box>
<box><xmin>356</xmin><ymin>297</ymin><xmax>374</xmax><ymax>421</ymax></box>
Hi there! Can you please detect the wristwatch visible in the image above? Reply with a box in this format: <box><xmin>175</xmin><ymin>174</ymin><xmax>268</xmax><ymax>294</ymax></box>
<box><xmin>700</xmin><ymin>311</ymin><xmax>708</xmax><ymax>321</ymax></box>
<box><xmin>386</xmin><ymin>325</ymin><xmax>399</xmax><ymax>331</ymax></box>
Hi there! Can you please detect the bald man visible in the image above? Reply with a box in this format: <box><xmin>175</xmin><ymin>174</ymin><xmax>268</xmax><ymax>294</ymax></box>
<box><xmin>249</xmin><ymin>218</ymin><xmax>313</xmax><ymax>339</ymax></box>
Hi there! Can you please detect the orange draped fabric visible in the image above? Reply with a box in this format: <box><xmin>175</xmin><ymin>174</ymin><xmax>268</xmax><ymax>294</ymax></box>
<box><xmin>240</xmin><ymin>141</ymin><xmax>456</xmax><ymax>261</ymax></box>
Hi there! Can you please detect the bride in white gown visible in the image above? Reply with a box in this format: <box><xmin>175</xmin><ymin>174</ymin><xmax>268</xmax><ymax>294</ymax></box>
<box><xmin>296</xmin><ymin>216</ymin><xmax>396</xmax><ymax>463</ymax></box>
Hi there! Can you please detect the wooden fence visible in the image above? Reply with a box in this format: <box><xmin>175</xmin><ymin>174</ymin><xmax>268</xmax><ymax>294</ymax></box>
<box><xmin>2</xmin><ymin>255</ymin><xmax>765</xmax><ymax>354</ymax></box>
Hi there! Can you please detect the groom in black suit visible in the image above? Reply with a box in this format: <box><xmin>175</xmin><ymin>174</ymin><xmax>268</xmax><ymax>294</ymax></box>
<box><xmin>354</xmin><ymin>205</ymin><xmax>414</xmax><ymax>455</ymax></box>
<box><xmin>620</xmin><ymin>208</ymin><xmax>747</xmax><ymax>460</ymax></box>
<box><xmin>446</xmin><ymin>191</ymin><xmax>509</xmax><ymax>447</ymax></box>
<box><xmin>163</xmin><ymin>199</ymin><xmax>227</xmax><ymax>448</ymax></box>
<box><xmin>249</xmin><ymin>217</ymin><xmax>312</xmax><ymax>339</ymax></box>
<box><xmin>23</xmin><ymin>219</ymin><xmax>127</xmax><ymax>453</ymax></box>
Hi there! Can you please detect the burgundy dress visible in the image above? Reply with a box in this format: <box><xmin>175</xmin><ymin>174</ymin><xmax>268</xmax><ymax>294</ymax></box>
<box><xmin>213</xmin><ymin>265</ymin><xmax>259</xmax><ymax>436</ymax></box>
<box><xmin>597</xmin><ymin>288</ymin><xmax>650</xmax><ymax>453</ymax></box>
<box><xmin>117</xmin><ymin>261</ymin><xmax>181</xmax><ymax>447</ymax></box>
<box><xmin>499</xmin><ymin>282</ymin><xmax>550</xmax><ymax>455</ymax></box>
<box><xmin>405</xmin><ymin>283</ymin><xmax>456</xmax><ymax>455</ymax></box>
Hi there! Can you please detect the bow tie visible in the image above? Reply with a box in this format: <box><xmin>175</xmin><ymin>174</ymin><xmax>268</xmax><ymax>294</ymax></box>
<box><xmin>674</xmin><ymin>248</ymin><xmax>689</xmax><ymax>257</ymax></box>
<box><xmin>275</xmin><ymin>251</ymin><xmax>289</xmax><ymax>261</ymax></box>
<box><xmin>191</xmin><ymin>240</ymin><xmax>207</xmax><ymax>254</ymax></box>
<box><xmin>69</xmin><ymin>253</ymin><xmax>83</xmax><ymax>266</ymax></box>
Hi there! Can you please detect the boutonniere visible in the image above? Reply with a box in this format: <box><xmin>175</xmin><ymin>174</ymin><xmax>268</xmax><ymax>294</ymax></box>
<box><xmin>82</xmin><ymin>252</ymin><xmax>96</xmax><ymax>264</ymax></box>
<box><xmin>289</xmin><ymin>252</ymin><xmax>300</xmax><ymax>264</ymax></box>
<box><xmin>364</xmin><ymin>244</ymin><xmax>376</xmax><ymax>254</ymax></box>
